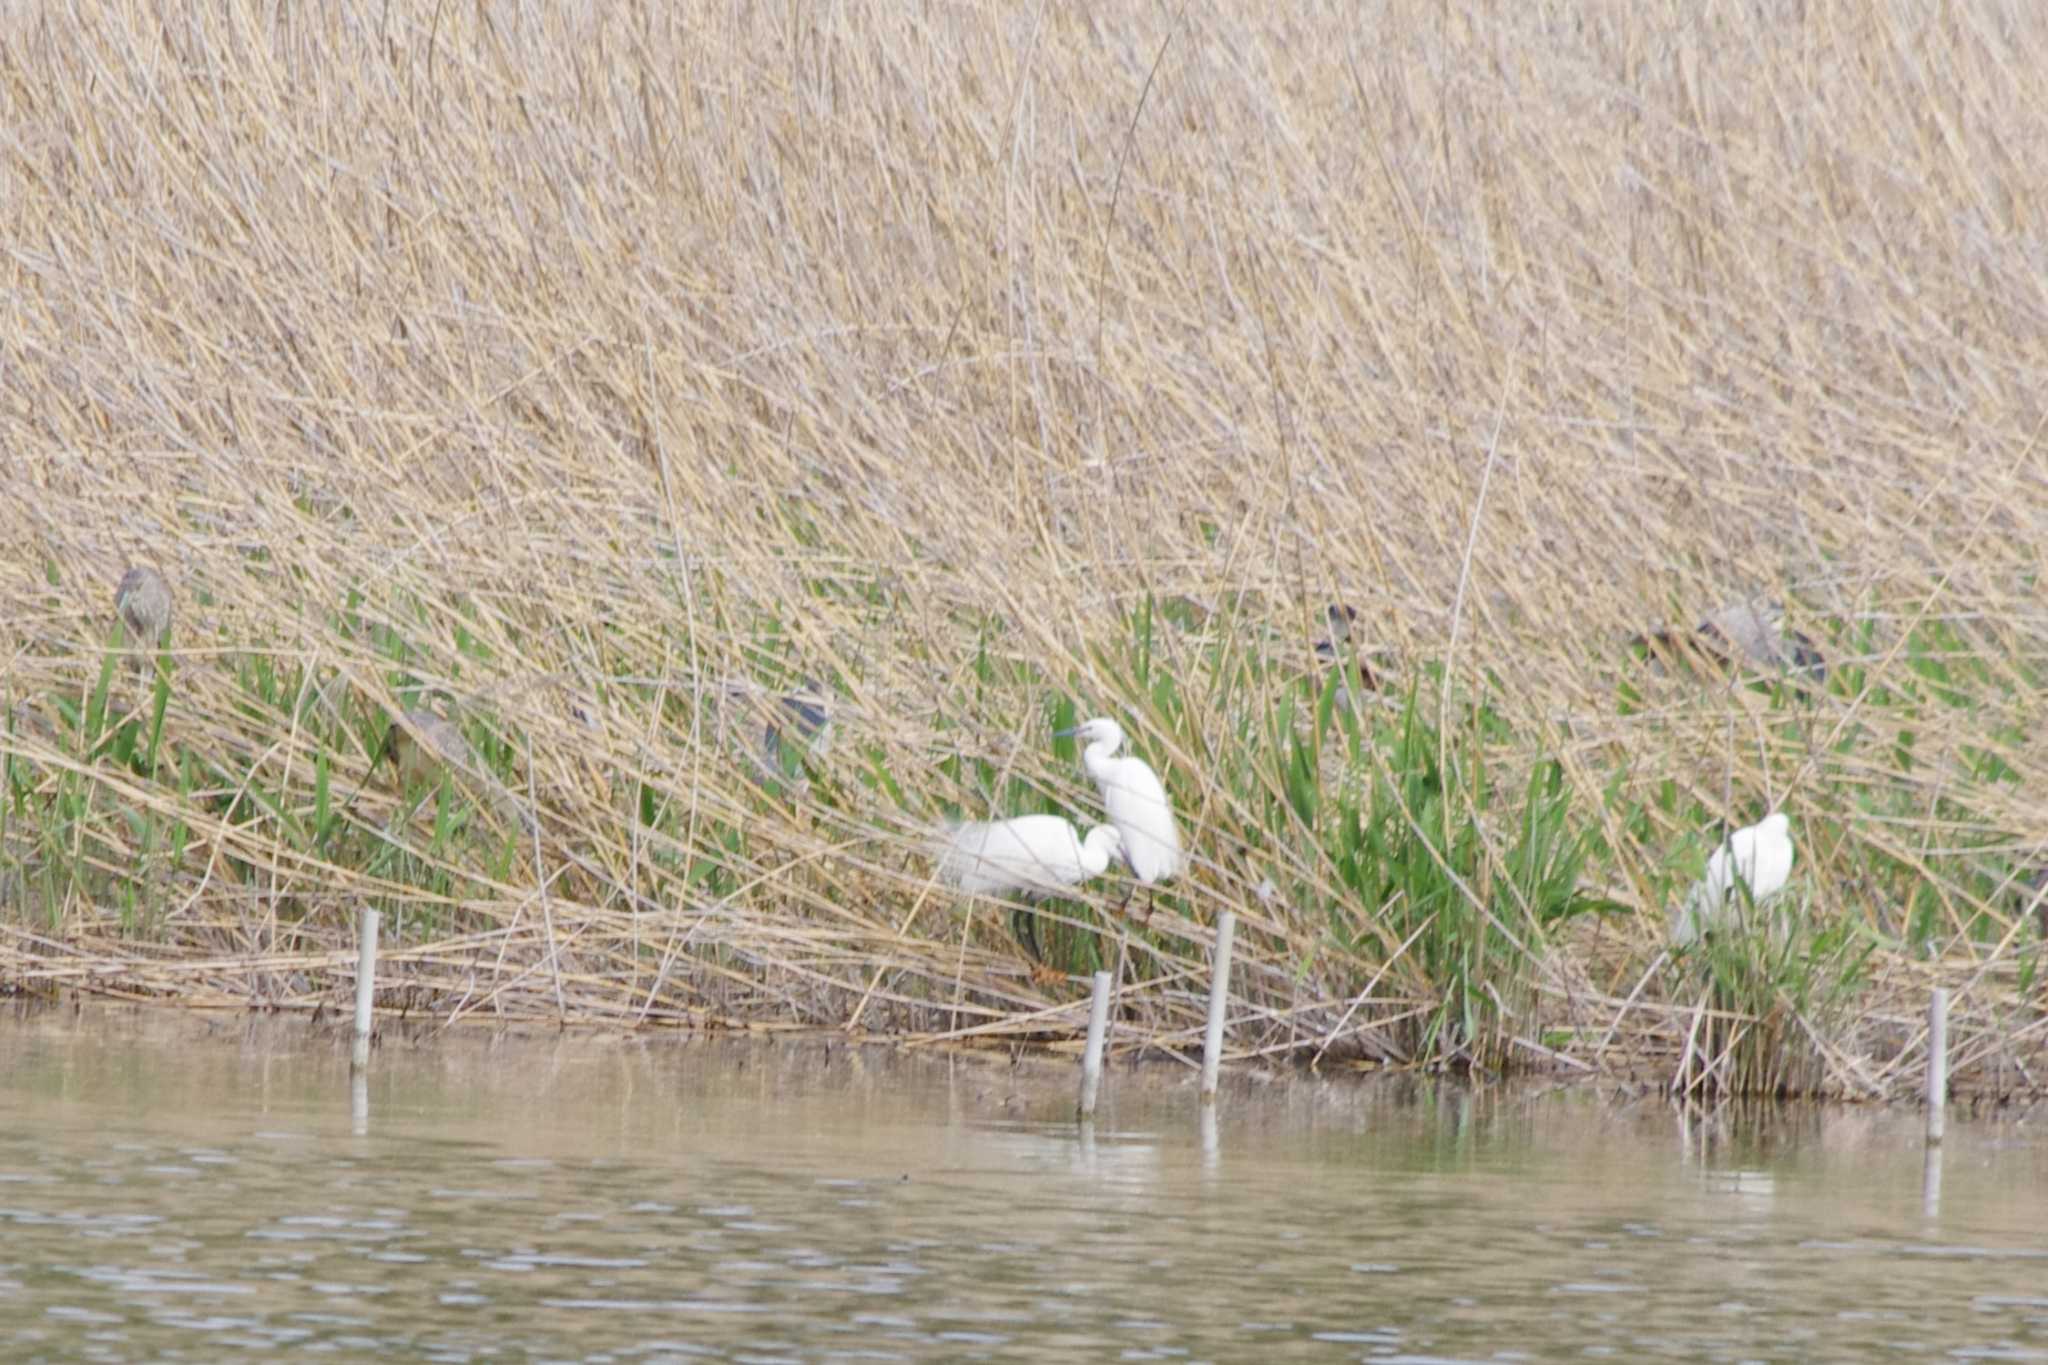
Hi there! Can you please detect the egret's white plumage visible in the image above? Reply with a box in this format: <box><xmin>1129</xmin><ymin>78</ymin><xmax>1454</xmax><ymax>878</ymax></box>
<box><xmin>1671</xmin><ymin>812</ymin><xmax>1795</xmax><ymax>946</ymax></box>
<box><xmin>935</xmin><ymin>816</ymin><xmax>1124</xmax><ymax>902</ymax></box>
<box><xmin>1059</xmin><ymin>717</ymin><xmax>1184</xmax><ymax>892</ymax></box>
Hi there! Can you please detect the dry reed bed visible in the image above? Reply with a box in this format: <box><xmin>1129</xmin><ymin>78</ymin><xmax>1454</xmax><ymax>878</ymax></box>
<box><xmin>2</xmin><ymin>2</ymin><xmax>2046</xmax><ymax>1098</ymax></box>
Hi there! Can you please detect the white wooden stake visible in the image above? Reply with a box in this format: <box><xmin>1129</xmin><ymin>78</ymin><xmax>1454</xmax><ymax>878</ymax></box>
<box><xmin>352</xmin><ymin>909</ymin><xmax>380</xmax><ymax>1071</ymax></box>
<box><xmin>1925</xmin><ymin>987</ymin><xmax>1948</xmax><ymax>1145</ymax></box>
<box><xmin>1078</xmin><ymin>970</ymin><xmax>1113</xmax><ymax>1120</ymax></box>
<box><xmin>1200</xmin><ymin>911</ymin><xmax>1237</xmax><ymax>1104</ymax></box>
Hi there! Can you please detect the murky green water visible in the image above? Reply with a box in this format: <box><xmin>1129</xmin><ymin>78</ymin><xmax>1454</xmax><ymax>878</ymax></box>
<box><xmin>2</xmin><ymin>1007</ymin><xmax>2044</xmax><ymax>1362</ymax></box>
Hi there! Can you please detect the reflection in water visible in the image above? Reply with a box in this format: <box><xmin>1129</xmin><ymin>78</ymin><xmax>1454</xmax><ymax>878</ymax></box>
<box><xmin>0</xmin><ymin>1006</ymin><xmax>2044</xmax><ymax>1361</ymax></box>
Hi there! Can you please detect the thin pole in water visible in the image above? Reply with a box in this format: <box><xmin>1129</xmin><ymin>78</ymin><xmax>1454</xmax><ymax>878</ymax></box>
<box><xmin>352</xmin><ymin>909</ymin><xmax>380</xmax><ymax>1072</ymax></box>
<box><xmin>1200</xmin><ymin>911</ymin><xmax>1237</xmax><ymax>1104</ymax></box>
<box><xmin>1925</xmin><ymin>986</ymin><xmax>1948</xmax><ymax>1146</ymax></box>
<box><xmin>1078</xmin><ymin>970</ymin><xmax>1113</xmax><ymax>1121</ymax></box>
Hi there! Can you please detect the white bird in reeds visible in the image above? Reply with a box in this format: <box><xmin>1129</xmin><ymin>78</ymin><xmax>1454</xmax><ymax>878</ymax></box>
<box><xmin>935</xmin><ymin>815</ymin><xmax>1125</xmax><ymax>903</ymax></box>
<box><xmin>1670</xmin><ymin>812</ymin><xmax>1795</xmax><ymax>947</ymax></box>
<box><xmin>1057</xmin><ymin>716</ymin><xmax>1184</xmax><ymax>920</ymax></box>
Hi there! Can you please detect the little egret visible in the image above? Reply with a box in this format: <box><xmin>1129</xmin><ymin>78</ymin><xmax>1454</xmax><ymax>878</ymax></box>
<box><xmin>1057</xmin><ymin>717</ymin><xmax>1184</xmax><ymax>920</ymax></box>
<box><xmin>1670</xmin><ymin>811</ymin><xmax>1795</xmax><ymax>946</ymax></box>
<box><xmin>935</xmin><ymin>815</ymin><xmax>1124</xmax><ymax>966</ymax></box>
<box><xmin>936</xmin><ymin>815</ymin><xmax>1125</xmax><ymax>901</ymax></box>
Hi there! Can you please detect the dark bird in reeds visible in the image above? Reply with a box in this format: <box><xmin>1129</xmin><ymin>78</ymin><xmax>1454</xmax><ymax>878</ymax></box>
<box><xmin>114</xmin><ymin>564</ymin><xmax>173</xmax><ymax>648</ymax></box>
<box><xmin>1632</xmin><ymin>601</ymin><xmax>1826</xmax><ymax>688</ymax></box>
<box><xmin>336</xmin><ymin>706</ymin><xmax>479</xmax><ymax>825</ymax></box>
<box><xmin>1313</xmin><ymin>603</ymin><xmax>1379</xmax><ymax>701</ymax></box>
<box><xmin>762</xmin><ymin>679</ymin><xmax>833</xmax><ymax>776</ymax></box>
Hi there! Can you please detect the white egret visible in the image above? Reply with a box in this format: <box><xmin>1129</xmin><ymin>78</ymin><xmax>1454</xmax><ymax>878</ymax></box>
<box><xmin>935</xmin><ymin>815</ymin><xmax>1125</xmax><ymax>967</ymax></box>
<box><xmin>1670</xmin><ymin>811</ymin><xmax>1795</xmax><ymax>946</ymax></box>
<box><xmin>935</xmin><ymin>815</ymin><xmax>1125</xmax><ymax>902</ymax></box>
<box><xmin>1057</xmin><ymin>717</ymin><xmax>1184</xmax><ymax>919</ymax></box>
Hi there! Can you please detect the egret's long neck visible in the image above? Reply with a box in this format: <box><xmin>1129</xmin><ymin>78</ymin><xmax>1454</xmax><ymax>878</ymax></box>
<box><xmin>1081</xmin><ymin>738</ymin><xmax>1118</xmax><ymax>782</ymax></box>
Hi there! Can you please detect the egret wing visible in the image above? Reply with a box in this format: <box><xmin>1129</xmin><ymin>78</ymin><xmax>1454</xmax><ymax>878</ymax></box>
<box><xmin>1099</xmin><ymin>757</ymin><xmax>1183</xmax><ymax>884</ymax></box>
<box><xmin>937</xmin><ymin>816</ymin><xmax>1086</xmax><ymax>898</ymax></box>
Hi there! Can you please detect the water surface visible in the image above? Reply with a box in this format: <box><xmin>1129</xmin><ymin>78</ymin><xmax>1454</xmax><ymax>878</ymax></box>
<box><xmin>2</xmin><ymin>1006</ymin><xmax>2044</xmax><ymax>1361</ymax></box>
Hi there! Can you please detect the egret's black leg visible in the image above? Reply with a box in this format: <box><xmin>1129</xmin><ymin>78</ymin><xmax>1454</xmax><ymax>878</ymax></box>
<box><xmin>1011</xmin><ymin>906</ymin><xmax>1044</xmax><ymax>964</ymax></box>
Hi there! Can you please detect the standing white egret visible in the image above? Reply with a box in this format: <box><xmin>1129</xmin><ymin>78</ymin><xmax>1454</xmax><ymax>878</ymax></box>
<box><xmin>1670</xmin><ymin>811</ymin><xmax>1795</xmax><ymax>946</ymax></box>
<box><xmin>1057</xmin><ymin>717</ymin><xmax>1184</xmax><ymax>920</ymax></box>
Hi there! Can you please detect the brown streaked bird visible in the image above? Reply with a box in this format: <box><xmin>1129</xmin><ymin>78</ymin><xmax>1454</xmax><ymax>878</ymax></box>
<box><xmin>380</xmin><ymin>708</ymin><xmax>478</xmax><ymax>790</ymax></box>
<box><xmin>2016</xmin><ymin>866</ymin><xmax>2048</xmax><ymax>939</ymax></box>
<box><xmin>336</xmin><ymin>707</ymin><xmax>478</xmax><ymax>824</ymax></box>
<box><xmin>1312</xmin><ymin>602</ymin><xmax>1379</xmax><ymax>697</ymax></box>
<box><xmin>113</xmin><ymin>565</ymin><xmax>173</xmax><ymax>648</ymax></box>
<box><xmin>1632</xmin><ymin>600</ymin><xmax>1825</xmax><ymax>689</ymax></box>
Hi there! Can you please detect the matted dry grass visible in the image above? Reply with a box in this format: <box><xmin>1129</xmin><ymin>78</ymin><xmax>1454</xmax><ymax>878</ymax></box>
<box><xmin>3</xmin><ymin>1</ymin><xmax>2046</xmax><ymax>1097</ymax></box>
